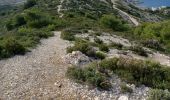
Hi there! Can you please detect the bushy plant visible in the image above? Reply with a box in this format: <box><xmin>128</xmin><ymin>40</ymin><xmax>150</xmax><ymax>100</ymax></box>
<box><xmin>61</xmin><ymin>31</ymin><xmax>75</xmax><ymax>41</ymax></box>
<box><xmin>148</xmin><ymin>89</ymin><xmax>170</xmax><ymax>100</ymax></box>
<box><xmin>120</xmin><ymin>83</ymin><xmax>133</xmax><ymax>93</ymax></box>
<box><xmin>142</xmin><ymin>39</ymin><xmax>164</xmax><ymax>51</ymax></box>
<box><xmin>6</xmin><ymin>20</ymin><xmax>14</xmax><ymax>30</ymax></box>
<box><xmin>100</xmin><ymin>15</ymin><xmax>129</xmax><ymax>31</ymax></box>
<box><xmin>94</xmin><ymin>37</ymin><xmax>103</xmax><ymax>44</ymax></box>
<box><xmin>24</xmin><ymin>0</ymin><xmax>37</xmax><ymax>9</ymax></box>
<box><xmin>99</xmin><ymin>58</ymin><xmax>118</xmax><ymax>71</ymax></box>
<box><xmin>67</xmin><ymin>40</ymin><xmax>95</xmax><ymax>57</ymax></box>
<box><xmin>0</xmin><ymin>38</ymin><xmax>26</xmax><ymax>58</ymax></box>
<box><xmin>66</xmin><ymin>66</ymin><xmax>112</xmax><ymax>90</ymax></box>
<box><xmin>130</xmin><ymin>45</ymin><xmax>148</xmax><ymax>57</ymax></box>
<box><xmin>101</xmin><ymin>57</ymin><xmax>170</xmax><ymax>90</ymax></box>
<box><xmin>133</xmin><ymin>20</ymin><xmax>170</xmax><ymax>53</ymax></box>
<box><xmin>95</xmin><ymin>51</ymin><xmax>106</xmax><ymax>59</ymax></box>
<box><xmin>14</xmin><ymin>15</ymin><xmax>26</xmax><ymax>27</ymax></box>
<box><xmin>109</xmin><ymin>42</ymin><xmax>123</xmax><ymax>50</ymax></box>
<box><xmin>99</xmin><ymin>44</ymin><xmax>109</xmax><ymax>52</ymax></box>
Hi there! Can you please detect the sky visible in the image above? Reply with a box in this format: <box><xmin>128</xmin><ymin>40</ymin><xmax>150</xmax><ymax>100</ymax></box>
<box><xmin>139</xmin><ymin>0</ymin><xmax>170</xmax><ymax>7</ymax></box>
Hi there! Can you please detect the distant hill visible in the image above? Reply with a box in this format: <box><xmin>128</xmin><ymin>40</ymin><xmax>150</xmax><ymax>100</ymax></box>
<box><xmin>0</xmin><ymin>0</ymin><xmax>25</xmax><ymax>5</ymax></box>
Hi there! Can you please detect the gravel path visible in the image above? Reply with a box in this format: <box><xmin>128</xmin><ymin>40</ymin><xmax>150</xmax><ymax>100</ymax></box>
<box><xmin>111</xmin><ymin>0</ymin><xmax>139</xmax><ymax>26</ymax></box>
<box><xmin>0</xmin><ymin>31</ymin><xmax>71</xmax><ymax>99</ymax></box>
<box><xmin>0</xmin><ymin>31</ymin><xmax>150</xmax><ymax>100</ymax></box>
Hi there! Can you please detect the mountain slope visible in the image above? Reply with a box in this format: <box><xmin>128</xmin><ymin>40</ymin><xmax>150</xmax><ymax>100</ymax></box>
<box><xmin>0</xmin><ymin>0</ymin><xmax>170</xmax><ymax>100</ymax></box>
<box><xmin>0</xmin><ymin>0</ymin><xmax>25</xmax><ymax>5</ymax></box>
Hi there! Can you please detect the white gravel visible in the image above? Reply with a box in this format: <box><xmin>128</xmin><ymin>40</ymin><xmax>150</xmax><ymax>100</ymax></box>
<box><xmin>0</xmin><ymin>31</ymin><xmax>71</xmax><ymax>99</ymax></box>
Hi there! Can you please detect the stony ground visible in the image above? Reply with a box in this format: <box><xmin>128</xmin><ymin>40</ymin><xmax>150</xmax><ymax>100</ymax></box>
<box><xmin>76</xmin><ymin>32</ymin><xmax>170</xmax><ymax>67</ymax></box>
<box><xmin>0</xmin><ymin>31</ymin><xmax>72</xmax><ymax>99</ymax></box>
<box><xmin>0</xmin><ymin>31</ymin><xmax>150</xmax><ymax>100</ymax></box>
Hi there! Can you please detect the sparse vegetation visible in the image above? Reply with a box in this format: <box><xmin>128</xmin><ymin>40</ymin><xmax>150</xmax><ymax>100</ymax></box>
<box><xmin>67</xmin><ymin>57</ymin><xmax>170</xmax><ymax>90</ymax></box>
<box><xmin>66</xmin><ymin>65</ymin><xmax>112</xmax><ymax>90</ymax></box>
<box><xmin>134</xmin><ymin>20</ymin><xmax>170</xmax><ymax>53</ymax></box>
<box><xmin>99</xmin><ymin>44</ymin><xmax>109</xmax><ymax>52</ymax></box>
<box><xmin>94</xmin><ymin>37</ymin><xmax>103</xmax><ymax>44</ymax></box>
<box><xmin>67</xmin><ymin>40</ymin><xmax>95</xmax><ymax>57</ymax></box>
<box><xmin>100</xmin><ymin>15</ymin><xmax>129</xmax><ymax>31</ymax></box>
<box><xmin>109</xmin><ymin>42</ymin><xmax>123</xmax><ymax>50</ymax></box>
<box><xmin>61</xmin><ymin>30</ymin><xmax>75</xmax><ymax>41</ymax></box>
<box><xmin>130</xmin><ymin>45</ymin><xmax>148</xmax><ymax>57</ymax></box>
<box><xmin>24</xmin><ymin>0</ymin><xmax>37</xmax><ymax>9</ymax></box>
<box><xmin>148</xmin><ymin>89</ymin><xmax>170</xmax><ymax>100</ymax></box>
<box><xmin>120</xmin><ymin>83</ymin><xmax>133</xmax><ymax>93</ymax></box>
<box><xmin>95</xmin><ymin>51</ymin><xmax>106</xmax><ymax>59</ymax></box>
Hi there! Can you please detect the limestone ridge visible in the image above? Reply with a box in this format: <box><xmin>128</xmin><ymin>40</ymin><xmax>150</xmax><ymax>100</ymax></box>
<box><xmin>111</xmin><ymin>0</ymin><xmax>139</xmax><ymax>26</ymax></box>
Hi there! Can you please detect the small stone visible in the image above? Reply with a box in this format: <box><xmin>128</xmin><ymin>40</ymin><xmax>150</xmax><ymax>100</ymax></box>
<box><xmin>118</xmin><ymin>95</ymin><xmax>129</xmax><ymax>100</ymax></box>
<box><xmin>62</xmin><ymin>51</ymin><xmax>90</xmax><ymax>66</ymax></box>
<box><xmin>94</xmin><ymin>96</ymin><xmax>99</xmax><ymax>100</ymax></box>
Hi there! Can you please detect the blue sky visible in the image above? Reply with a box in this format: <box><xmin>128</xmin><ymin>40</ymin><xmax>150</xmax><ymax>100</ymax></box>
<box><xmin>139</xmin><ymin>0</ymin><xmax>170</xmax><ymax>7</ymax></box>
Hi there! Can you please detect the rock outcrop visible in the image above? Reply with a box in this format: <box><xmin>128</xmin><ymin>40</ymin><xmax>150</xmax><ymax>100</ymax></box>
<box><xmin>62</xmin><ymin>51</ymin><xmax>91</xmax><ymax>66</ymax></box>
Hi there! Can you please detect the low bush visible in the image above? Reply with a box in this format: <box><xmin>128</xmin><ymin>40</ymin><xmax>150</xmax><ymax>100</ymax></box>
<box><xmin>66</xmin><ymin>66</ymin><xmax>112</xmax><ymax>90</ymax></box>
<box><xmin>99</xmin><ymin>44</ymin><xmax>109</xmax><ymax>52</ymax></box>
<box><xmin>95</xmin><ymin>51</ymin><xmax>106</xmax><ymax>59</ymax></box>
<box><xmin>61</xmin><ymin>31</ymin><xmax>75</xmax><ymax>41</ymax></box>
<box><xmin>120</xmin><ymin>83</ymin><xmax>133</xmax><ymax>93</ymax></box>
<box><xmin>94</xmin><ymin>37</ymin><xmax>103</xmax><ymax>44</ymax></box>
<box><xmin>130</xmin><ymin>45</ymin><xmax>148</xmax><ymax>57</ymax></box>
<box><xmin>99</xmin><ymin>58</ymin><xmax>118</xmax><ymax>71</ymax></box>
<box><xmin>148</xmin><ymin>89</ymin><xmax>170</xmax><ymax>100</ymax></box>
<box><xmin>100</xmin><ymin>14</ymin><xmax>129</xmax><ymax>31</ymax></box>
<box><xmin>99</xmin><ymin>57</ymin><xmax>170</xmax><ymax>90</ymax></box>
<box><xmin>24</xmin><ymin>0</ymin><xmax>37</xmax><ymax>9</ymax></box>
<box><xmin>67</xmin><ymin>56</ymin><xmax>170</xmax><ymax>91</ymax></box>
<box><xmin>0</xmin><ymin>38</ymin><xmax>26</xmax><ymax>58</ymax></box>
<box><xmin>67</xmin><ymin>40</ymin><xmax>95</xmax><ymax>57</ymax></box>
<box><xmin>109</xmin><ymin>42</ymin><xmax>123</xmax><ymax>50</ymax></box>
<box><xmin>142</xmin><ymin>39</ymin><xmax>164</xmax><ymax>51</ymax></box>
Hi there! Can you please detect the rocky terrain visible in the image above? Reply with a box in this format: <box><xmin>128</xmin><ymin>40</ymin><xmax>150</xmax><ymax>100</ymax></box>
<box><xmin>0</xmin><ymin>0</ymin><xmax>25</xmax><ymax>5</ymax></box>
<box><xmin>0</xmin><ymin>31</ymin><xmax>151</xmax><ymax>100</ymax></box>
<box><xmin>0</xmin><ymin>0</ymin><xmax>170</xmax><ymax>100</ymax></box>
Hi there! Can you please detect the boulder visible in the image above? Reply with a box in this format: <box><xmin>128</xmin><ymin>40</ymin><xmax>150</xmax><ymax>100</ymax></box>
<box><xmin>118</xmin><ymin>95</ymin><xmax>129</xmax><ymax>100</ymax></box>
<box><xmin>63</xmin><ymin>51</ymin><xmax>90</xmax><ymax>66</ymax></box>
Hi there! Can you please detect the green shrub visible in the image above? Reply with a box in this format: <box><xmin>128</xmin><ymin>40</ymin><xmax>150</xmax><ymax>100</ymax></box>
<box><xmin>99</xmin><ymin>58</ymin><xmax>118</xmax><ymax>71</ymax></box>
<box><xmin>0</xmin><ymin>38</ymin><xmax>26</xmax><ymax>58</ymax></box>
<box><xmin>142</xmin><ymin>39</ymin><xmax>164</xmax><ymax>51</ymax></box>
<box><xmin>99</xmin><ymin>44</ymin><xmax>109</xmax><ymax>52</ymax></box>
<box><xmin>24</xmin><ymin>0</ymin><xmax>36</xmax><ymax>9</ymax></box>
<box><xmin>67</xmin><ymin>40</ymin><xmax>95</xmax><ymax>57</ymax></box>
<box><xmin>130</xmin><ymin>45</ymin><xmax>148</xmax><ymax>57</ymax></box>
<box><xmin>100</xmin><ymin>15</ymin><xmax>129</xmax><ymax>31</ymax></box>
<box><xmin>14</xmin><ymin>15</ymin><xmax>26</xmax><ymax>27</ymax></box>
<box><xmin>133</xmin><ymin>20</ymin><xmax>170</xmax><ymax>53</ymax></box>
<box><xmin>94</xmin><ymin>37</ymin><xmax>103</xmax><ymax>44</ymax></box>
<box><xmin>67</xmin><ymin>57</ymin><xmax>170</xmax><ymax>91</ymax></box>
<box><xmin>95</xmin><ymin>51</ymin><xmax>106</xmax><ymax>59</ymax></box>
<box><xmin>61</xmin><ymin>31</ymin><xmax>75</xmax><ymax>41</ymax></box>
<box><xmin>66</xmin><ymin>66</ymin><xmax>112</xmax><ymax>90</ymax></box>
<box><xmin>66</xmin><ymin>67</ymin><xmax>85</xmax><ymax>83</ymax></box>
<box><xmin>103</xmin><ymin>57</ymin><xmax>170</xmax><ymax>90</ymax></box>
<box><xmin>6</xmin><ymin>20</ymin><xmax>14</xmax><ymax>30</ymax></box>
<box><xmin>28</xmin><ymin>18</ymin><xmax>52</xmax><ymax>28</ymax></box>
<box><xmin>120</xmin><ymin>83</ymin><xmax>133</xmax><ymax>93</ymax></box>
<box><xmin>109</xmin><ymin>42</ymin><xmax>123</xmax><ymax>50</ymax></box>
<box><xmin>148</xmin><ymin>89</ymin><xmax>170</xmax><ymax>100</ymax></box>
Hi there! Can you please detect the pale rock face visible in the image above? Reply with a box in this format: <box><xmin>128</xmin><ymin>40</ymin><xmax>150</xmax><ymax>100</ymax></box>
<box><xmin>118</xmin><ymin>95</ymin><xmax>129</xmax><ymax>100</ymax></box>
<box><xmin>62</xmin><ymin>51</ymin><xmax>90</xmax><ymax>66</ymax></box>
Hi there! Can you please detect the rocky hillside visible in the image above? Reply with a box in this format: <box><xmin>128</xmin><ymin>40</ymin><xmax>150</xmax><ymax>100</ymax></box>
<box><xmin>0</xmin><ymin>0</ymin><xmax>25</xmax><ymax>5</ymax></box>
<box><xmin>0</xmin><ymin>0</ymin><xmax>170</xmax><ymax>100</ymax></box>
